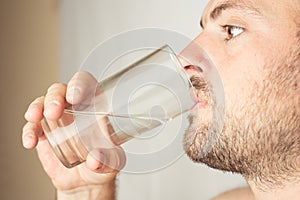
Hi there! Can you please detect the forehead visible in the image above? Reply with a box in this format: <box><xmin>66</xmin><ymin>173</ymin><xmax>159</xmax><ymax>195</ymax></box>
<box><xmin>201</xmin><ymin>0</ymin><xmax>258</xmax><ymax>27</ymax></box>
<box><xmin>203</xmin><ymin>0</ymin><xmax>260</xmax><ymax>16</ymax></box>
<box><xmin>205</xmin><ymin>0</ymin><xmax>264</xmax><ymax>9</ymax></box>
<box><xmin>202</xmin><ymin>0</ymin><xmax>294</xmax><ymax>26</ymax></box>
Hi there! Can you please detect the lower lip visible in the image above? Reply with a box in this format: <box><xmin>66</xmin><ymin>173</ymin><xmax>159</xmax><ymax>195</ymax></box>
<box><xmin>190</xmin><ymin>101</ymin><xmax>208</xmax><ymax>116</ymax></box>
<box><xmin>189</xmin><ymin>100</ymin><xmax>213</xmax><ymax>123</ymax></box>
<box><xmin>189</xmin><ymin>88</ymin><xmax>207</xmax><ymax>107</ymax></box>
<box><xmin>193</xmin><ymin>99</ymin><xmax>207</xmax><ymax>108</ymax></box>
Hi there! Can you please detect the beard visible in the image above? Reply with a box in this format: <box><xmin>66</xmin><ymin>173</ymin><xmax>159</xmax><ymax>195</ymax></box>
<box><xmin>183</xmin><ymin>46</ymin><xmax>300</xmax><ymax>188</ymax></box>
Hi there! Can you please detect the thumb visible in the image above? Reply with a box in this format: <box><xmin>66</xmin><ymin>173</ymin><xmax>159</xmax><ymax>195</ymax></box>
<box><xmin>86</xmin><ymin>147</ymin><xmax>126</xmax><ymax>173</ymax></box>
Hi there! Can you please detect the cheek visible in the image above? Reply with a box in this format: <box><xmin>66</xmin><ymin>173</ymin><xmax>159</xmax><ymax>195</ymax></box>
<box><xmin>216</xmin><ymin>51</ymin><xmax>267</xmax><ymax>108</ymax></box>
<box><xmin>193</xmin><ymin>31</ymin><xmax>269</xmax><ymax>106</ymax></box>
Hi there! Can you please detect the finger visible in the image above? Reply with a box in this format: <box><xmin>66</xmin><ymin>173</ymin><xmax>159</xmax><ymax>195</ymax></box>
<box><xmin>22</xmin><ymin>122</ymin><xmax>43</xmax><ymax>149</ymax></box>
<box><xmin>43</xmin><ymin>83</ymin><xmax>67</xmax><ymax>120</ymax></box>
<box><xmin>35</xmin><ymin>135</ymin><xmax>65</xmax><ymax>175</ymax></box>
<box><xmin>86</xmin><ymin>152</ymin><xmax>105</xmax><ymax>172</ymax></box>
<box><xmin>24</xmin><ymin>96</ymin><xmax>45</xmax><ymax>122</ymax></box>
<box><xmin>86</xmin><ymin>147</ymin><xmax>126</xmax><ymax>173</ymax></box>
<box><xmin>66</xmin><ymin>71</ymin><xmax>98</xmax><ymax>105</ymax></box>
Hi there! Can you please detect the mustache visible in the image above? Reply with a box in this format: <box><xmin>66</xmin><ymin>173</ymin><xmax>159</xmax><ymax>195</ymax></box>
<box><xmin>190</xmin><ymin>75</ymin><xmax>209</xmax><ymax>91</ymax></box>
<box><xmin>190</xmin><ymin>75</ymin><xmax>214</xmax><ymax>107</ymax></box>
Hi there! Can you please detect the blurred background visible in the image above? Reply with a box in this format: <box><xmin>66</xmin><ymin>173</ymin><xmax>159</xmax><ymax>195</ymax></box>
<box><xmin>0</xmin><ymin>0</ymin><xmax>247</xmax><ymax>199</ymax></box>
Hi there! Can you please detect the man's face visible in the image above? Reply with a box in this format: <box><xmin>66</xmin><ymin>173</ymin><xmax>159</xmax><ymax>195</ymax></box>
<box><xmin>183</xmin><ymin>0</ymin><xmax>300</xmax><ymax>184</ymax></box>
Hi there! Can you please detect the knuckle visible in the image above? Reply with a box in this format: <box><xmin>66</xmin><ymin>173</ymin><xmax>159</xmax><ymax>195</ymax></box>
<box><xmin>30</xmin><ymin>96</ymin><xmax>45</xmax><ymax>107</ymax></box>
<box><xmin>22</xmin><ymin>122</ymin><xmax>32</xmax><ymax>133</ymax></box>
<box><xmin>44</xmin><ymin>95</ymin><xmax>64</xmax><ymax>104</ymax></box>
<box><xmin>75</xmin><ymin>71</ymin><xmax>92</xmax><ymax>78</ymax></box>
<box><xmin>72</xmin><ymin>71</ymin><xmax>96</xmax><ymax>84</ymax></box>
<box><xmin>38</xmin><ymin>95</ymin><xmax>45</xmax><ymax>100</ymax></box>
<box><xmin>47</xmin><ymin>82</ymin><xmax>66</xmax><ymax>93</ymax></box>
<box><xmin>69</xmin><ymin>72</ymin><xmax>85</xmax><ymax>85</ymax></box>
<box><xmin>23</xmin><ymin>122</ymin><xmax>41</xmax><ymax>137</ymax></box>
<box><xmin>73</xmin><ymin>71</ymin><xmax>82</xmax><ymax>78</ymax></box>
<box><xmin>67</xmin><ymin>79</ymin><xmax>80</xmax><ymax>90</ymax></box>
<box><xmin>71</xmin><ymin>72</ymin><xmax>87</xmax><ymax>83</ymax></box>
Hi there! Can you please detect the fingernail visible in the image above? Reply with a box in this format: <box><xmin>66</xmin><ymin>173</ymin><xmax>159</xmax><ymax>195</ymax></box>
<box><xmin>44</xmin><ymin>101</ymin><xmax>60</xmax><ymax>117</ymax></box>
<box><xmin>67</xmin><ymin>87</ymin><xmax>81</xmax><ymax>102</ymax></box>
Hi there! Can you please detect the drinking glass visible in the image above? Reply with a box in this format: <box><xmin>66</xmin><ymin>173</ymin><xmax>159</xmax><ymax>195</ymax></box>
<box><xmin>41</xmin><ymin>45</ymin><xmax>196</xmax><ymax>168</ymax></box>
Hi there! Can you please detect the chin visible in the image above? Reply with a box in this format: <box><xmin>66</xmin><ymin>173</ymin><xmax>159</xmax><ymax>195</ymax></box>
<box><xmin>183</xmin><ymin>105</ymin><xmax>221</xmax><ymax>163</ymax></box>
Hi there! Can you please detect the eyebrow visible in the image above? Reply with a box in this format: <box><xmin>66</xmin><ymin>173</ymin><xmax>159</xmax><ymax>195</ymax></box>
<box><xmin>200</xmin><ymin>1</ymin><xmax>262</xmax><ymax>29</ymax></box>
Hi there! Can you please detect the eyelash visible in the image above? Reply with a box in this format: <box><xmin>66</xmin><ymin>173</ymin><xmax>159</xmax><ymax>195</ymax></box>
<box><xmin>221</xmin><ymin>25</ymin><xmax>245</xmax><ymax>41</ymax></box>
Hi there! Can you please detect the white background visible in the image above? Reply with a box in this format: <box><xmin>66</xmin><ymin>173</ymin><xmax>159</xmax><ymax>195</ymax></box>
<box><xmin>60</xmin><ymin>0</ymin><xmax>247</xmax><ymax>199</ymax></box>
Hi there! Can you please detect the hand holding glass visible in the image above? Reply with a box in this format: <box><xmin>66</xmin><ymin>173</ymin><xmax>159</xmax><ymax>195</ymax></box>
<box><xmin>41</xmin><ymin>45</ymin><xmax>196</xmax><ymax>168</ymax></box>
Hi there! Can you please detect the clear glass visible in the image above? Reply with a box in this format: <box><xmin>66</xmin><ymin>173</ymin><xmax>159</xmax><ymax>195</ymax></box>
<box><xmin>41</xmin><ymin>45</ymin><xmax>196</xmax><ymax>168</ymax></box>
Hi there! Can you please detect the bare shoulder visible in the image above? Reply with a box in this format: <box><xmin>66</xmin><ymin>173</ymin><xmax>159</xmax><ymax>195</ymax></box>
<box><xmin>211</xmin><ymin>187</ymin><xmax>254</xmax><ymax>200</ymax></box>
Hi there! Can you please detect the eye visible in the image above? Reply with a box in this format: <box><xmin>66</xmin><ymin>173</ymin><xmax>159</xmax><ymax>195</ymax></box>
<box><xmin>222</xmin><ymin>25</ymin><xmax>244</xmax><ymax>41</ymax></box>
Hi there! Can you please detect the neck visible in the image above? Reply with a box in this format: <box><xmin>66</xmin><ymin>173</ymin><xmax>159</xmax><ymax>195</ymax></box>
<box><xmin>248</xmin><ymin>179</ymin><xmax>300</xmax><ymax>200</ymax></box>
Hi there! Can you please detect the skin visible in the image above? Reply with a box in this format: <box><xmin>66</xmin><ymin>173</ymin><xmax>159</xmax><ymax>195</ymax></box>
<box><xmin>23</xmin><ymin>72</ymin><xmax>126</xmax><ymax>199</ymax></box>
<box><xmin>183</xmin><ymin>0</ymin><xmax>300</xmax><ymax>199</ymax></box>
<box><xmin>22</xmin><ymin>0</ymin><xmax>299</xmax><ymax>199</ymax></box>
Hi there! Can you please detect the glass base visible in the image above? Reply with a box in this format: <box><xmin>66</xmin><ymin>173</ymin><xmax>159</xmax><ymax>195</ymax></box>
<box><xmin>42</xmin><ymin>118</ymin><xmax>89</xmax><ymax>168</ymax></box>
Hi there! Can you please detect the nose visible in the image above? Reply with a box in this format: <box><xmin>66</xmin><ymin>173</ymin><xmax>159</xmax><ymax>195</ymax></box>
<box><xmin>178</xmin><ymin>33</ymin><xmax>212</xmax><ymax>74</ymax></box>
